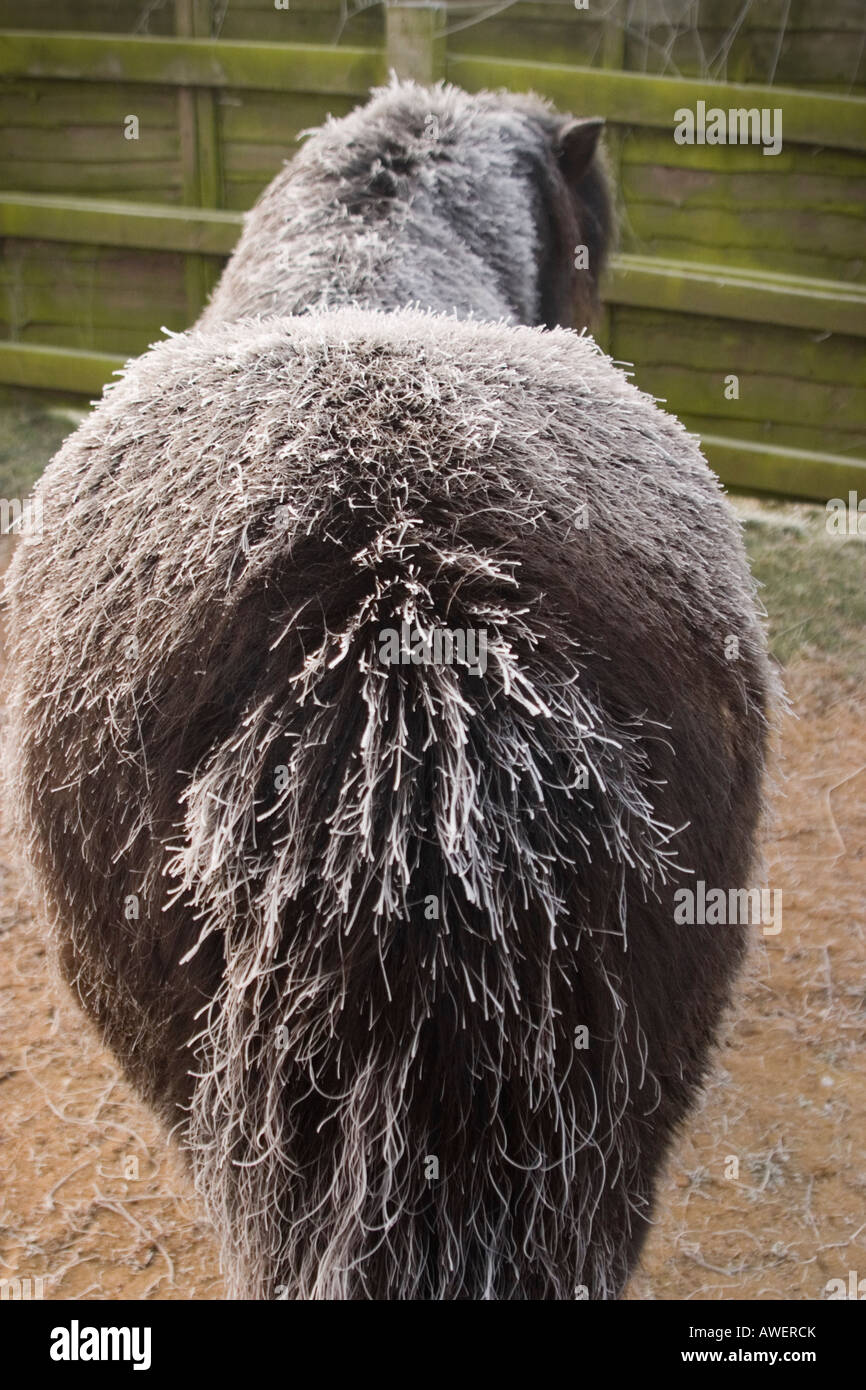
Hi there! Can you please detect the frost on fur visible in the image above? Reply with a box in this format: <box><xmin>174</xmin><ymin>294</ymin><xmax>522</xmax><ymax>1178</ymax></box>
<box><xmin>198</xmin><ymin>78</ymin><xmax>613</xmax><ymax>333</ymax></box>
<box><xmin>3</xmin><ymin>82</ymin><xmax>772</xmax><ymax>1302</ymax></box>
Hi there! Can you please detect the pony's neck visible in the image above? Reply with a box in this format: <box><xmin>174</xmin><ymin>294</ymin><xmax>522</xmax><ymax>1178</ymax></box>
<box><xmin>201</xmin><ymin>143</ymin><xmax>549</xmax><ymax>330</ymax></box>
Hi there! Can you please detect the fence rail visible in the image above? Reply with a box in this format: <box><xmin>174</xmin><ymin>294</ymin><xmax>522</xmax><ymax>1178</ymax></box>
<box><xmin>449</xmin><ymin>56</ymin><xmax>866</xmax><ymax>151</ymax></box>
<box><xmin>2</xmin><ymin>31</ymin><xmax>864</xmax><ymax>148</ymax></box>
<box><xmin>0</xmin><ymin>32</ymin><xmax>387</xmax><ymax>96</ymax></box>
<box><xmin>3</xmin><ymin>192</ymin><xmax>865</xmax><ymax>340</ymax></box>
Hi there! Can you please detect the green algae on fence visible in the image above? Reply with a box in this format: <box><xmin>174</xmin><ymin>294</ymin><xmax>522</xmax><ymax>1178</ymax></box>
<box><xmin>0</xmin><ymin>32</ymin><xmax>388</xmax><ymax>96</ymax></box>
<box><xmin>701</xmin><ymin>435</ymin><xmax>866</xmax><ymax>501</ymax></box>
<box><xmin>0</xmin><ymin>194</ymin><xmax>242</xmax><ymax>256</ymax></box>
<box><xmin>446</xmin><ymin>55</ymin><xmax>866</xmax><ymax>152</ymax></box>
<box><xmin>0</xmin><ymin>340</ymin><xmax>125</xmax><ymax>393</ymax></box>
<box><xmin>606</xmin><ymin>256</ymin><xmax>866</xmax><ymax>338</ymax></box>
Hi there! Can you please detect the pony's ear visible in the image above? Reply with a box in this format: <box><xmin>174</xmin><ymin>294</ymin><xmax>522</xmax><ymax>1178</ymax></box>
<box><xmin>556</xmin><ymin>117</ymin><xmax>605</xmax><ymax>182</ymax></box>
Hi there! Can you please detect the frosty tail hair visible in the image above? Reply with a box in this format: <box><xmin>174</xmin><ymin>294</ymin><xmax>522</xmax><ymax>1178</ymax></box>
<box><xmin>172</xmin><ymin>529</ymin><xmax>680</xmax><ymax>1298</ymax></box>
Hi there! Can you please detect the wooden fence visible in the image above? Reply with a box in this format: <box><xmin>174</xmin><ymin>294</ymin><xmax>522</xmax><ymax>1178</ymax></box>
<box><xmin>1</xmin><ymin>0</ymin><xmax>864</xmax><ymax>500</ymax></box>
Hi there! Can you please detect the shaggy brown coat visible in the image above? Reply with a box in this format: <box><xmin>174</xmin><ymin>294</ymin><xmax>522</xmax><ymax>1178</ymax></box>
<box><xmin>3</xmin><ymin>83</ymin><xmax>772</xmax><ymax>1301</ymax></box>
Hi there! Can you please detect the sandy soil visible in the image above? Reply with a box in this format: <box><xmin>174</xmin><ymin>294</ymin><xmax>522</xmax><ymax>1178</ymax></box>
<box><xmin>1</xmin><ymin>523</ymin><xmax>863</xmax><ymax>1299</ymax></box>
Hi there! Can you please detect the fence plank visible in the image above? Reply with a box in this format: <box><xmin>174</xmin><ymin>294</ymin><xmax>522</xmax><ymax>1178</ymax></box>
<box><xmin>701</xmin><ymin>434</ymin><xmax>866</xmax><ymax>501</ymax></box>
<box><xmin>385</xmin><ymin>4</ymin><xmax>445</xmax><ymax>84</ymax></box>
<box><xmin>175</xmin><ymin>0</ymin><xmax>223</xmax><ymax>316</ymax></box>
<box><xmin>1</xmin><ymin>21</ymin><xmax>863</xmax><ymax>501</ymax></box>
<box><xmin>446</xmin><ymin>54</ymin><xmax>866</xmax><ymax>151</ymax></box>
<box><xmin>605</xmin><ymin>255</ymin><xmax>866</xmax><ymax>337</ymax></box>
<box><xmin>0</xmin><ymin>32</ymin><xmax>387</xmax><ymax>96</ymax></box>
<box><xmin>0</xmin><ymin>340</ymin><xmax>126</xmax><ymax>393</ymax></box>
<box><xmin>0</xmin><ymin>194</ymin><xmax>241</xmax><ymax>254</ymax></box>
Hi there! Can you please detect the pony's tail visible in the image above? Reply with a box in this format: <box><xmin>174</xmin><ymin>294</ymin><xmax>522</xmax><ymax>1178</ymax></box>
<box><xmin>169</xmin><ymin>523</ymin><xmax>676</xmax><ymax>1299</ymax></box>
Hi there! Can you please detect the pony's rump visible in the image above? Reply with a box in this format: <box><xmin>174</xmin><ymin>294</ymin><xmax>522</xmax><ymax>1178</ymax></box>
<box><xmin>4</xmin><ymin>307</ymin><xmax>770</xmax><ymax>1297</ymax></box>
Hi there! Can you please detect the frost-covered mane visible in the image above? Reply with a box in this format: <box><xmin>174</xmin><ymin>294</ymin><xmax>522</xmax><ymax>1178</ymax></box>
<box><xmin>201</xmin><ymin>79</ymin><xmax>612</xmax><ymax>331</ymax></box>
